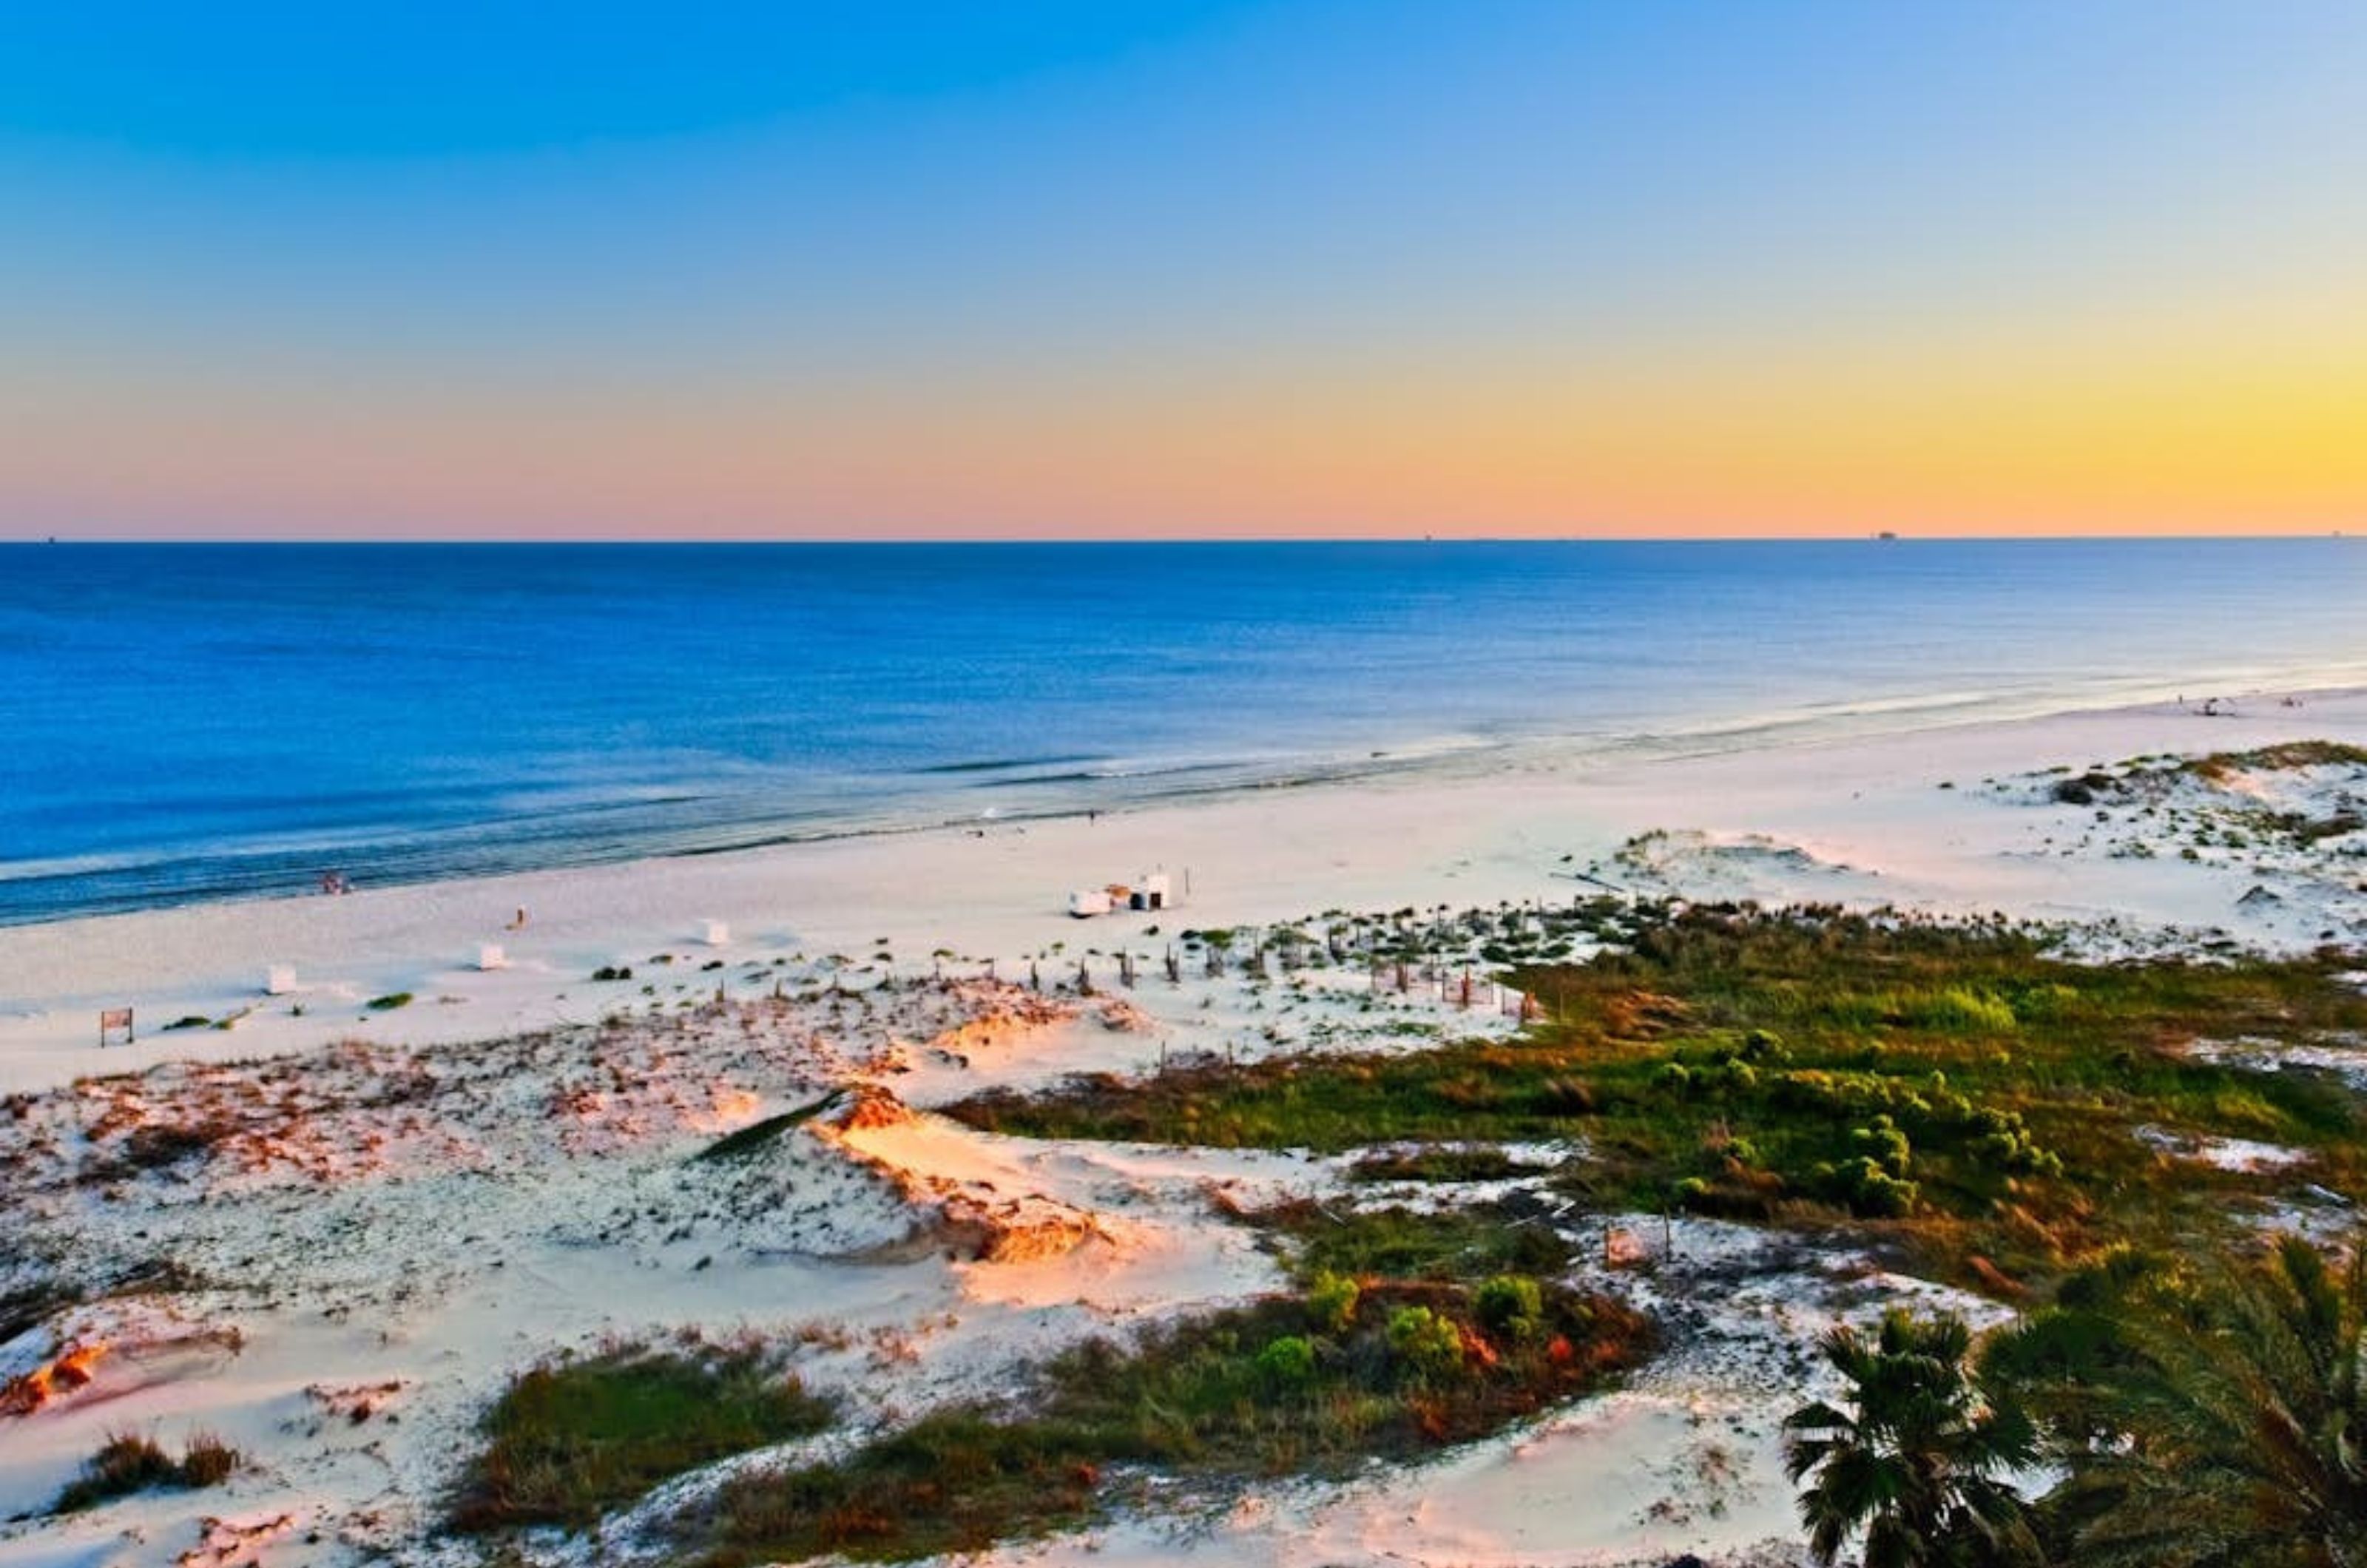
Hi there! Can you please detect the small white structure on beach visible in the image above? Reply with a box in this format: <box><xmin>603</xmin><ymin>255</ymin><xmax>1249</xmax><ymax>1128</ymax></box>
<box><xmin>1068</xmin><ymin>871</ymin><xmax>1175</xmax><ymax>919</ymax></box>
<box><xmin>476</xmin><ymin>944</ymin><xmax>508</xmax><ymax>971</ymax></box>
<box><xmin>263</xmin><ymin>965</ymin><xmax>297</xmax><ymax>996</ymax></box>
<box><xmin>700</xmin><ymin>919</ymin><xmax>731</xmax><ymax>947</ymax></box>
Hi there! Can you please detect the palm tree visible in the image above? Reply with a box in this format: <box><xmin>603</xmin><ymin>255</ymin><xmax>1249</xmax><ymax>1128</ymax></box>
<box><xmin>2050</xmin><ymin>1232</ymin><xmax>2367</xmax><ymax>1568</ymax></box>
<box><xmin>1783</xmin><ymin>1308</ymin><xmax>2043</xmax><ymax>1567</ymax></box>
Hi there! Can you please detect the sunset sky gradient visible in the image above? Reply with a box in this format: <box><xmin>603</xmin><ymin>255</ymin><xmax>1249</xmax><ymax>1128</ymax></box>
<box><xmin>5</xmin><ymin>1</ymin><xmax>2363</xmax><ymax>539</ymax></box>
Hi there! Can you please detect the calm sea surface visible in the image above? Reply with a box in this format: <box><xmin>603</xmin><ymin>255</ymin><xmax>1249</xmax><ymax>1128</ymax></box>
<box><xmin>2</xmin><ymin>539</ymin><xmax>2361</xmax><ymax>925</ymax></box>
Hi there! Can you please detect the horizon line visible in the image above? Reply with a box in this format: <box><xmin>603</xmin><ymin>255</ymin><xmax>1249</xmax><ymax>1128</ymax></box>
<box><xmin>5</xmin><ymin>529</ymin><xmax>2356</xmax><ymax>547</ymax></box>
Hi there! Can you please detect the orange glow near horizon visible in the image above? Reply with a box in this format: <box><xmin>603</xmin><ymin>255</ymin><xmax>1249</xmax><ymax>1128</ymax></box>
<box><xmin>10</xmin><ymin>292</ymin><xmax>2362</xmax><ymax>540</ymax></box>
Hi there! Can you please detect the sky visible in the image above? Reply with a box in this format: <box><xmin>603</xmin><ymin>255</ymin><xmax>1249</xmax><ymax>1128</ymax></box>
<box><xmin>3</xmin><ymin>1</ymin><xmax>2363</xmax><ymax>540</ymax></box>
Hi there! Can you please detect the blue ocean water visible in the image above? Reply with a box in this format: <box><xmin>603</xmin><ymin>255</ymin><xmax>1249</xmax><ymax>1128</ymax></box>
<box><xmin>1</xmin><ymin>539</ymin><xmax>2362</xmax><ymax>926</ymax></box>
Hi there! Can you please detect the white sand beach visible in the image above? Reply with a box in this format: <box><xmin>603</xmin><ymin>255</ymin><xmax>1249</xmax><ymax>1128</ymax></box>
<box><xmin>3</xmin><ymin>687</ymin><xmax>2363</xmax><ymax>1568</ymax></box>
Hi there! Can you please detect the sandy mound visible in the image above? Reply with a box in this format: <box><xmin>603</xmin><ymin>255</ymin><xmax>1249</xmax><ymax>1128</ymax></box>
<box><xmin>814</xmin><ymin>1087</ymin><xmax>1118</xmax><ymax>1265</ymax></box>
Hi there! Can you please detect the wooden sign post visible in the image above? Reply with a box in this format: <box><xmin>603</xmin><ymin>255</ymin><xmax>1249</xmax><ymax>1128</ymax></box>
<box><xmin>98</xmin><ymin>1007</ymin><xmax>134</xmax><ymax>1047</ymax></box>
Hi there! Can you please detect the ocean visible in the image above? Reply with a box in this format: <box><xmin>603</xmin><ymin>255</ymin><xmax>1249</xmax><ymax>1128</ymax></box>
<box><xmin>2</xmin><ymin>538</ymin><xmax>2362</xmax><ymax>926</ymax></box>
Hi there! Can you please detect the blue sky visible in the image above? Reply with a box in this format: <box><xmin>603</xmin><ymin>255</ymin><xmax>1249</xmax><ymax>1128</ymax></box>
<box><xmin>4</xmin><ymin>1</ymin><xmax>2363</xmax><ymax>537</ymax></box>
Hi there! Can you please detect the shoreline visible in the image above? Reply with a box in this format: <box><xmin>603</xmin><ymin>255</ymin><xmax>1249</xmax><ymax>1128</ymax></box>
<box><xmin>9</xmin><ymin>653</ymin><xmax>2357</xmax><ymax>933</ymax></box>
<box><xmin>8</xmin><ymin>664</ymin><xmax>2363</xmax><ymax>932</ymax></box>
<box><xmin>4</xmin><ymin>682</ymin><xmax>2363</xmax><ymax>1095</ymax></box>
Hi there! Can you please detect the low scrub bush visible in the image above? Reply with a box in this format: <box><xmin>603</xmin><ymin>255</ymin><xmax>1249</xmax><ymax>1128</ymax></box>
<box><xmin>1385</xmin><ymin>1305</ymin><xmax>1465</xmax><ymax>1379</ymax></box>
<box><xmin>119</xmin><ymin>1120</ymin><xmax>234</xmax><ymax>1170</ymax></box>
<box><xmin>1474</xmin><ymin>1275</ymin><xmax>1544</xmax><ymax>1342</ymax></box>
<box><xmin>452</xmin><ymin>1339</ymin><xmax>835</xmax><ymax>1533</ymax></box>
<box><xmin>55</xmin><ymin>1430</ymin><xmax>239</xmax><ymax>1513</ymax></box>
<box><xmin>1253</xmin><ymin>1334</ymin><xmax>1317</xmax><ymax>1390</ymax></box>
<box><xmin>1349</xmin><ymin>1146</ymin><xmax>1547</xmax><ymax>1183</ymax></box>
<box><xmin>697</xmin><ymin>1271</ymin><xmax>1649</xmax><ymax>1564</ymax></box>
<box><xmin>1266</xmin><ymin>1202</ymin><xmax>1574</xmax><ymax>1284</ymax></box>
<box><xmin>1306</xmin><ymin>1270</ymin><xmax>1360</xmax><ymax>1334</ymax></box>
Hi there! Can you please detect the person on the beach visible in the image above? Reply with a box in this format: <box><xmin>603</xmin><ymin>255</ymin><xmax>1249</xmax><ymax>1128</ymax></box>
<box><xmin>510</xmin><ymin>907</ymin><xmax>528</xmax><ymax>930</ymax></box>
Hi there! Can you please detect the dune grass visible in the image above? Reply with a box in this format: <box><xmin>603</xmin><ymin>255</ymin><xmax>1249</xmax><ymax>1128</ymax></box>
<box><xmin>450</xmin><ymin>1339</ymin><xmax>835</xmax><ymax>1533</ymax></box>
<box><xmin>694</xmin><ymin>1263</ymin><xmax>1650</xmax><ymax>1565</ymax></box>
<box><xmin>1347</xmin><ymin>1146</ymin><xmax>1555</xmax><ymax>1183</ymax></box>
<box><xmin>2182</xmin><ymin>739</ymin><xmax>2367</xmax><ymax>780</ymax></box>
<box><xmin>950</xmin><ymin>902</ymin><xmax>2367</xmax><ymax>1295</ymax></box>
<box><xmin>55</xmin><ymin>1430</ymin><xmax>239</xmax><ymax>1513</ymax></box>
<box><xmin>1254</xmin><ymin>1198</ymin><xmax>1576</xmax><ymax>1285</ymax></box>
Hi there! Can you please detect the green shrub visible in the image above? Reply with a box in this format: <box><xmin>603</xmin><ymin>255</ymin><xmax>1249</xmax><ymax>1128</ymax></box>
<box><xmin>1834</xmin><ymin>1156</ymin><xmax>1919</xmax><ymax>1217</ymax></box>
<box><xmin>1474</xmin><ymin>1276</ymin><xmax>1544</xmax><ymax>1342</ymax></box>
<box><xmin>365</xmin><ymin>992</ymin><xmax>413</xmax><ymax>1012</ymax></box>
<box><xmin>1850</xmin><ymin>1115</ymin><xmax>1912</xmax><ymax>1177</ymax></box>
<box><xmin>1307</xmin><ymin>1270</ymin><xmax>1360</xmax><ymax>1335</ymax></box>
<box><xmin>1385</xmin><ymin>1305</ymin><xmax>1465</xmax><ymax>1379</ymax></box>
<box><xmin>1254</xmin><ymin>1335</ymin><xmax>1317</xmax><ymax>1390</ymax></box>
<box><xmin>1963</xmin><ymin>1106</ymin><xmax>2064</xmax><ymax>1177</ymax></box>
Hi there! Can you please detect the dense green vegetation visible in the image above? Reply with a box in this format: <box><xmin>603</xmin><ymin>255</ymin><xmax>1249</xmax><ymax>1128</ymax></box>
<box><xmin>450</xmin><ymin>1340</ymin><xmax>836</xmax><ymax>1532</ymax></box>
<box><xmin>1993</xmin><ymin>1232</ymin><xmax>2367</xmax><ymax>1566</ymax></box>
<box><xmin>1794</xmin><ymin>1231</ymin><xmax>2367</xmax><ymax>1567</ymax></box>
<box><xmin>953</xmin><ymin>902</ymin><xmax>2367</xmax><ymax>1294</ymax></box>
<box><xmin>691</xmin><ymin>1262</ymin><xmax>1650</xmax><ymax>1566</ymax></box>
